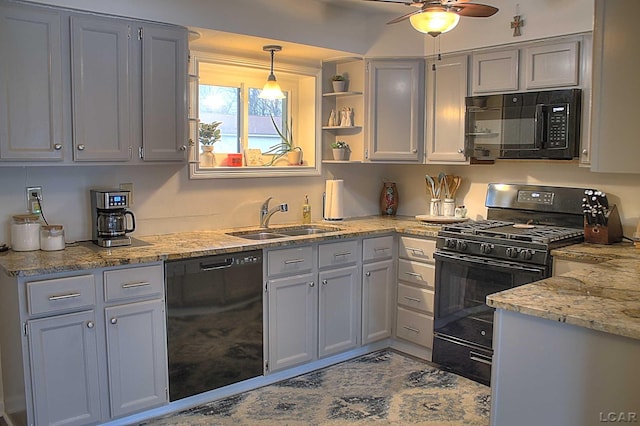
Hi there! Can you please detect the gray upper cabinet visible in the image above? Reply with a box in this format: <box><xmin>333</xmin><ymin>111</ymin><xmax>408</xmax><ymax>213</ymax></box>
<box><xmin>425</xmin><ymin>55</ymin><xmax>469</xmax><ymax>164</ymax></box>
<box><xmin>523</xmin><ymin>41</ymin><xmax>579</xmax><ymax>90</ymax></box>
<box><xmin>141</xmin><ymin>24</ymin><xmax>188</xmax><ymax>161</ymax></box>
<box><xmin>365</xmin><ymin>58</ymin><xmax>425</xmax><ymax>162</ymax></box>
<box><xmin>471</xmin><ymin>49</ymin><xmax>519</xmax><ymax>94</ymax></box>
<box><xmin>71</xmin><ymin>15</ymin><xmax>132</xmax><ymax>161</ymax></box>
<box><xmin>0</xmin><ymin>3</ymin><xmax>66</xmax><ymax>161</ymax></box>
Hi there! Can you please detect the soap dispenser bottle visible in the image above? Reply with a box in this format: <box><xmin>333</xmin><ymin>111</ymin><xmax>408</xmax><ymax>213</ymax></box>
<box><xmin>302</xmin><ymin>195</ymin><xmax>311</xmax><ymax>224</ymax></box>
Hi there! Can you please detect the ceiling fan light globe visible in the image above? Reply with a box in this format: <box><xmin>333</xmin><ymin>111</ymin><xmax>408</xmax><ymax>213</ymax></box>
<box><xmin>409</xmin><ymin>10</ymin><xmax>460</xmax><ymax>36</ymax></box>
<box><xmin>259</xmin><ymin>75</ymin><xmax>285</xmax><ymax>100</ymax></box>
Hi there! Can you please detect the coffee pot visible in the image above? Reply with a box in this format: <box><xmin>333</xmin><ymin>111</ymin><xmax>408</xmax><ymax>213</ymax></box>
<box><xmin>90</xmin><ymin>189</ymin><xmax>136</xmax><ymax>247</ymax></box>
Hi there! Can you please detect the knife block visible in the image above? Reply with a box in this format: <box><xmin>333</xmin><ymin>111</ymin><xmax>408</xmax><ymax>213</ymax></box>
<box><xmin>584</xmin><ymin>204</ymin><xmax>623</xmax><ymax>244</ymax></box>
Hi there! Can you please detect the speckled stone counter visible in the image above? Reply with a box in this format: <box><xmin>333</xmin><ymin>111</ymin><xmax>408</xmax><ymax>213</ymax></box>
<box><xmin>487</xmin><ymin>242</ymin><xmax>640</xmax><ymax>341</ymax></box>
<box><xmin>0</xmin><ymin>215</ymin><xmax>441</xmax><ymax>277</ymax></box>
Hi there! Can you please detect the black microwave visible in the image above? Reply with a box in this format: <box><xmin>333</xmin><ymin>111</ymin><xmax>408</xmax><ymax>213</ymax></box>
<box><xmin>465</xmin><ymin>89</ymin><xmax>582</xmax><ymax>160</ymax></box>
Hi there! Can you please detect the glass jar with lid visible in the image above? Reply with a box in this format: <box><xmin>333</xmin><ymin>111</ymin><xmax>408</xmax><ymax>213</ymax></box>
<box><xmin>11</xmin><ymin>214</ymin><xmax>41</xmax><ymax>251</ymax></box>
<box><xmin>40</xmin><ymin>225</ymin><xmax>65</xmax><ymax>251</ymax></box>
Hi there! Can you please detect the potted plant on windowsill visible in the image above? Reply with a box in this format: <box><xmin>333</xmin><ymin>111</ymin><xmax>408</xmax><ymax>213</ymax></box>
<box><xmin>199</xmin><ymin>121</ymin><xmax>222</xmax><ymax>167</ymax></box>
<box><xmin>264</xmin><ymin>115</ymin><xmax>303</xmax><ymax>166</ymax></box>
<box><xmin>331</xmin><ymin>74</ymin><xmax>347</xmax><ymax>93</ymax></box>
<box><xmin>331</xmin><ymin>140</ymin><xmax>350</xmax><ymax>161</ymax></box>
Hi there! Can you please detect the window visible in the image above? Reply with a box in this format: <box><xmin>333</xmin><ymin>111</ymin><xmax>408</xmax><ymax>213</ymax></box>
<box><xmin>189</xmin><ymin>52</ymin><xmax>320</xmax><ymax>178</ymax></box>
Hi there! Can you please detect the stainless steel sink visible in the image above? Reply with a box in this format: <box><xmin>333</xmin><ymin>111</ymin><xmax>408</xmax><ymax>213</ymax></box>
<box><xmin>227</xmin><ymin>225</ymin><xmax>342</xmax><ymax>240</ymax></box>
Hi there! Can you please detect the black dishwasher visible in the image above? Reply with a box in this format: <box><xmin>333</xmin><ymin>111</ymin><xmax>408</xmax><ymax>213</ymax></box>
<box><xmin>165</xmin><ymin>250</ymin><xmax>263</xmax><ymax>401</ymax></box>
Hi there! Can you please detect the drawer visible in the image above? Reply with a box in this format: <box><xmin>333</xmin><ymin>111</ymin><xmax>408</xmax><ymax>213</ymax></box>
<box><xmin>268</xmin><ymin>245</ymin><xmax>314</xmax><ymax>276</ymax></box>
<box><xmin>363</xmin><ymin>235</ymin><xmax>394</xmax><ymax>262</ymax></box>
<box><xmin>397</xmin><ymin>283</ymin><xmax>434</xmax><ymax>314</ymax></box>
<box><xmin>396</xmin><ymin>307</ymin><xmax>433</xmax><ymax>348</ymax></box>
<box><xmin>397</xmin><ymin>259</ymin><xmax>435</xmax><ymax>288</ymax></box>
<box><xmin>399</xmin><ymin>236</ymin><xmax>436</xmax><ymax>263</ymax></box>
<box><xmin>27</xmin><ymin>275</ymin><xmax>96</xmax><ymax>316</ymax></box>
<box><xmin>104</xmin><ymin>264</ymin><xmax>164</xmax><ymax>302</ymax></box>
<box><xmin>318</xmin><ymin>240</ymin><xmax>359</xmax><ymax>268</ymax></box>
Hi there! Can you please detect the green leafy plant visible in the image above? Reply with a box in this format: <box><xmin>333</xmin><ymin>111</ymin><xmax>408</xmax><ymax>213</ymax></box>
<box><xmin>331</xmin><ymin>74</ymin><xmax>345</xmax><ymax>81</ymax></box>
<box><xmin>331</xmin><ymin>140</ymin><xmax>349</xmax><ymax>150</ymax></box>
<box><xmin>199</xmin><ymin>121</ymin><xmax>222</xmax><ymax>146</ymax></box>
<box><xmin>263</xmin><ymin>115</ymin><xmax>302</xmax><ymax>165</ymax></box>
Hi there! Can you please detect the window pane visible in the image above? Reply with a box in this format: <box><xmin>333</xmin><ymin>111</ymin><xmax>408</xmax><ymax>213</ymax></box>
<box><xmin>248</xmin><ymin>87</ymin><xmax>288</xmax><ymax>153</ymax></box>
<box><xmin>199</xmin><ymin>85</ymin><xmax>239</xmax><ymax>153</ymax></box>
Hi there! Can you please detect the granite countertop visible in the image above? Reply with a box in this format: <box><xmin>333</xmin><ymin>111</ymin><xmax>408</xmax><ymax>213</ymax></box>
<box><xmin>487</xmin><ymin>242</ymin><xmax>640</xmax><ymax>341</ymax></box>
<box><xmin>0</xmin><ymin>215</ymin><xmax>441</xmax><ymax>277</ymax></box>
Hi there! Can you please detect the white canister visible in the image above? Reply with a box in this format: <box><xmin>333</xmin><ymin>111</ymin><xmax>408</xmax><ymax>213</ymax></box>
<box><xmin>11</xmin><ymin>214</ymin><xmax>41</xmax><ymax>251</ymax></box>
<box><xmin>40</xmin><ymin>225</ymin><xmax>65</xmax><ymax>251</ymax></box>
<box><xmin>443</xmin><ymin>198</ymin><xmax>455</xmax><ymax>217</ymax></box>
<box><xmin>429</xmin><ymin>199</ymin><xmax>442</xmax><ymax>216</ymax></box>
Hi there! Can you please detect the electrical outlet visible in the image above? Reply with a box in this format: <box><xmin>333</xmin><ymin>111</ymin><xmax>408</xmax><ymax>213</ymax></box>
<box><xmin>26</xmin><ymin>186</ymin><xmax>43</xmax><ymax>214</ymax></box>
<box><xmin>119</xmin><ymin>182</ymin><xmax>133</xmax><ymax>204</ymax></box>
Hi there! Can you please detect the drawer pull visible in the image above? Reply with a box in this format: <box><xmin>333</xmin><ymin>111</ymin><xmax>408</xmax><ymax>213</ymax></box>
<box><xmin>470</xmin><ymin>351</ymin><xmax>492</xmax><ymax>366</ymax></box>
<box><xmin>402</xmin><ymin>325</ymin><xmax>420</xmax><ymax>333</ymax></box>
<box><xmin>48</xmin><ymin>292</ymin><xmax>81</xmax><ymax>301</ymax></box>
<box><xmin>284</xmin><ymin>258</ymin><xmax>305</xmax><ymax>265</ymax></box>
<box><xmin>403</xmin><ymin>296</ymin><xmax>422</xmax><ymax>303</ymax></box>
<box><xmin>404</xmin><ymin>272</ymin><xmax>423</xmax><ymax>279</ymax></box>
<box><xmin>373</xmin><ymin>247</ymin><xmax>389</xmax><ymax>252</ymax></box>
<box><xmin>121</xmin><ymin>281</ymin><xmax>152</xmax><ymax>289</ymax></box>
<box><xmin>86</xmin><ymin>321</ymin><xmax>94</xmax><ymax>329</ymax></box>
<box><xmin>333</xmin><ymin>251</ymin><xmax>352</xmax><ymax>258</ymax></box>
<box><xmin>407</xmin><ymin>247</ymin><xmax>425</xmax><ymax>255</ymax></box>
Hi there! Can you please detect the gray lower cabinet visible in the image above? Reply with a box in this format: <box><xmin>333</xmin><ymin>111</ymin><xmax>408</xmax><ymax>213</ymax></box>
<box><xmin>361</xmin><ymin>235</ymin><xmax>395</xmax><ymax>344</ymax></box>
<box><xmin>0</xmin><ymin>262</ymin><xmax>167</xmax><ymax>426</ymax></box>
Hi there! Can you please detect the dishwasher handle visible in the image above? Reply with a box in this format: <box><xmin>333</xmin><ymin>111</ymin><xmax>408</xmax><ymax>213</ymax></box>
<box><xmin>200</xmin><ymin>258</ymin><xmax>234</xmax><ymax>271</ymax></box>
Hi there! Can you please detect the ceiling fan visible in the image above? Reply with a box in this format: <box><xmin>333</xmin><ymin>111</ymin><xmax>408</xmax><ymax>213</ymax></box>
<box><xmin>365</xmin><ymin>0</ymin><xmax>499</xmax><ymax>37</ymax></box>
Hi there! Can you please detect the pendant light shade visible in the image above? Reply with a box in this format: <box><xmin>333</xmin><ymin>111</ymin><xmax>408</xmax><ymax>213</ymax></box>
<box><xmin>259</xmin><ymin>45</ymin><xmax>285</xmax><ymax>100</ymax></box>
<box><xmin>410</xmin><ymin>8</ymin><xmax>460</xmax><ymax>37</ymax></box>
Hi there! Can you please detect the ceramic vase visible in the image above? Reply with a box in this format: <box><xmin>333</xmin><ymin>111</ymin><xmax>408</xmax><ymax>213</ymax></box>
<box><xmin>332</xmin><ymin>148</ymin><xmax>348</xmax><ymax>161</ymax></box>
<box><xmin>380</xmin><ymin>182</ymin><xmax>398</xmax><ymax>216</ymax></box>
<box><xmin>332</xmin><ymin>80</ymin><xmax>346</xmax><ymax>92</ymax></box>
<box><xmin>200</xmin><ymin>146</ymin><xmax>216</xmax><ymax>167</ymax></box>
<box><xmin>287</xmin><ymin>150</ymin><xmax>302</xmax><ymax>165</ymax></box>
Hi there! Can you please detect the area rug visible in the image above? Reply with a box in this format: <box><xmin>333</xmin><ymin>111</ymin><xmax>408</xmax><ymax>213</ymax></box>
<box><xmin>144</xmin><ymin>349</ymin><xmax>491</xmax><ymax>425</ymax></box>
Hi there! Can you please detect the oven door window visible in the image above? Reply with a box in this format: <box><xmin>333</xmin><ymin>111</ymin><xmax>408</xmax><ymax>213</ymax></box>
<box><xmin>434</xmin><ymin>252</ymin><xmax>546</xmax><ymax>349</ymax></box>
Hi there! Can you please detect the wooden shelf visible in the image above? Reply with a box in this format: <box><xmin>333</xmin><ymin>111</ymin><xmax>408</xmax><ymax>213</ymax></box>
<box><xmin>322</xmin><ymin>126</ymin><xmax>362</xmax><ymax>131</ymax></box>
<box><xmin>322</xmin><ymin>91</ymin><xmax>363</xmax><ymax>97</ymax></box>
<box><xmin>322</xmin><ymin>160</ymin><xmax>363</xmax><ymax>164</ymax></box>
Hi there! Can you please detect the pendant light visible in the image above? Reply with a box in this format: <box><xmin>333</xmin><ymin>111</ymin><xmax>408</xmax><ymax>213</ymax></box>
<box><xmin>409</xmin><ymin>7</ymin><xmax>460</xmax><ymax>37</ymax></box>
<box><xmin>259</xmin><ymin>45</ymin><xmax>285</xmax><ymax>100</ymax></box>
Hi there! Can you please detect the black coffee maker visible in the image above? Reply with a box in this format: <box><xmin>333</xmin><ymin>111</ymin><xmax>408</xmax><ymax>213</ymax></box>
<box><xmin>90</xmin><ymin>189</ymin><xmax>136</xmax><ymax>247</ymax></box>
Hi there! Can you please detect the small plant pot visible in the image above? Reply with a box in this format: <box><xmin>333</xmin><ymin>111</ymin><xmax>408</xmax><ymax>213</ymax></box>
<box><xmin>332</xmin><ymin>148</ymin><xmax>348</xmax><ymax>161</ymax></box>
<box><xmin>332</xmin><ymin>80</ymin><xmax>346</xmax><ymax>92</ymax></box>
<box><xmin>287</xmin><ymin>150</ymin><xmax>302</xmax><ymax>165</ymax></box>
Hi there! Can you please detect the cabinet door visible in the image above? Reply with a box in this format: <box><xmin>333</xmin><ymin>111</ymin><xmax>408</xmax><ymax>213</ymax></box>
<box><xmin>365</xmin><ymin>59</ymin><xmax>424</xmax><ymax>162</ymax></box>
<box><xmin>70</xmin><ymin>15</ymin><xmax>132</xmax><ymax>161</ymax></box>
<box><xmin>362</xmin><ymin>259</ymin><xmax>394</xmax><ymax>344</ymax></box>
<box><xmin>267</xmin><ymin>273</ymin><xmax>317</xmax><ymax>372</ymax></box>
<box><xmin>471</xmin><ymin>49</ymin><xmax>519</xmax><ymax>94</ymax></box>
<box><xmin>28</xmin><ymin>311</ymin><xmax>101</xmax><ymax>426</ymax></box>
<box><xmin>318</xmin><ymin>265</ymin><xmax>360</xmax><ymax>357</ymax></box>
<box><xmin>141</xmin><ymin>24</ymin><xmax>188</xmax><ymax>161</ymax></box>
<box><xmin>524</xmin><ymin>41</ymin><xmax>579</xmax><ymax>90</ymax></box>
<box><xmin>105</xmin><ymin>299</ymin><xmax>168</xmax><ymax>417</ymax></box>
<box><xmin>426</xmin><ymin>55</ymin><xmax>468</xmax><ymax>163</ymax></box>
<box><xmin>0</xmin><ymin>3</ymin><xmax>65</xmax><ymax>161</ymax></box>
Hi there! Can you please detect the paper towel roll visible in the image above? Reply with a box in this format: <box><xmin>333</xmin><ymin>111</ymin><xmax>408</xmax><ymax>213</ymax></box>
<box><xmin>324</xmin><ymin>179</ymin><xmax>344</xmax><ymax>220</ymax></box>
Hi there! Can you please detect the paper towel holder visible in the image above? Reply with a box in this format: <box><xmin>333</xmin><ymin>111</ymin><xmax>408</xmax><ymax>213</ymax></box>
<box><xmin>322</xmin><ymin>191</ymin><xmax>343</xmax><ymax>221</ymax></box>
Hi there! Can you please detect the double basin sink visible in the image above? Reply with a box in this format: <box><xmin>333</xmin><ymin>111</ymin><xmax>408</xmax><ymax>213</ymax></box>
<box><xmin>227</xmin><ymin>225</ymin><xmax>342</xmax><ymax>241</ymax></box>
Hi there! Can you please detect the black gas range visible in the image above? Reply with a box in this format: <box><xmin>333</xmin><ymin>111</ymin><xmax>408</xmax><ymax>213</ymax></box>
<box><xmin>432</xmin><ymin>184</ymin><xmax>591</xmax><ymax>386</ymax></box>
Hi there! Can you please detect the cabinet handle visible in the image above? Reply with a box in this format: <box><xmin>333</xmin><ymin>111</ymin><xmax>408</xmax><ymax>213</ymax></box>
<box><xmin>365</xmin><ymin>271</ymin><xmax>371</xmax><ymax>277</ymax></box>
<box><xmin>582</xmin><ymin>149</ymin><xmax>588</xmax><ymax>155</ymax></box>
<box><xmin>458</xmin><ymin>148</ymin><xmax>464</xmax><ymax>154</ymax></box>
<box><xmin>322</xmin><ymin>279</ymin><xmax>328</xmax><ymax>286</ymax></box>
<box><xmin>48</xmin><ymin>292</ymin><xmax>81</xmax><ymax>301</ymax></box>
<box><xmin>121</xmin><ymin>281</ymin><xmax>151</xmax><ymax>289</ymax></box>
<box><xmin>405</xmin><ymin>271</ymin><xmax>423</xmax><ymax>279</ymax></box>
<box><xmin>373</xmin><ymin>247</ymin><xmax>389</xmax><ymax>252</ymax></box>
<box><xmin>402</xmin><ymin>325</ymin><xmax>420</xmax><ymax>333</ymax></box>
<box><xmin>407</xmin><ymin>247</ymin><xmax>425</xmax><ymax>255</ymax></box>
<box><xmin>54</xmin><ymin>143</ymin><xmax>62</xmax><ymax>150</ymax></box>
<box><xmin>179</xmin><ymin>145</ymin><xmax>187</xmax><ymax>151</ymax></box>
<box><xmin>403</xmin><ymin>296</ymin><xmax>421</xmax><ymax>302</ymax></box>
<box><xmin>333</xmin><ymin>251</ymin><xmax>351</xmax><ymax>257</ymax></box>
<box><xmin>412</xmin><ymin>149</ymin><xmax>418</xmax><ymax>153</ymax></box>
<box><xmin>469</xmin><ymin>351</ymin><xmax>492</xmax><ymax>366</ymax></box>
<box><xmin>309</xmin><ymin>282</ymin><xmax>315</xmax><ymax>287</ymax></box>
<box><xmin>284</xmin><ymin>258</ymin><xmax>305</xmax><ymax>265</ymax></box>
<box><xmin>77</xmin><ymin>144</ymin><xmax>85</xmax><ymax>151</ymax></box>
<box><xmin>110</xmin><ymin>318</ymin><xmax>118</xmax><ymax>325</ymax></box>
<box><xmin>86</xmin><ymin>321</ymin><xmax>94</xmax><ymax>329</ymax></box>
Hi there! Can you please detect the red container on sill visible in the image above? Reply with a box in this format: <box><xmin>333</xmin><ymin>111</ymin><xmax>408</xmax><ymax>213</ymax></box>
<box><xmin>225</xmin><ymin>153</ymin><xmax>243</xmax><ymax>167</ymax></box>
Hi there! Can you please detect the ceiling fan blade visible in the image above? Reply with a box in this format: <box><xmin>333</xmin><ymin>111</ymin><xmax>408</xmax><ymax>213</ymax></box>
<box><xmin>361</xmin><ymin>0</ymin><xmax>423</xmax><ymax>6</ymax></box>
<box><xmin>387</xmin><ymin>9</ymin><xmax>423</xmax><ymax>24</ymax></box>
<box><xmin>453</xmin><ymin>3</ymin><xmax>499</xmax><ymax>17</ymax></box>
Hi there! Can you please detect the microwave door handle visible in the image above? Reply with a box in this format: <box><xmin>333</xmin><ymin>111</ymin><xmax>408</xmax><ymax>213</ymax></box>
<box><xmin>535</xmin><ymin>104</ymin><xmax>545</xmax><ymax>149</ymax></box>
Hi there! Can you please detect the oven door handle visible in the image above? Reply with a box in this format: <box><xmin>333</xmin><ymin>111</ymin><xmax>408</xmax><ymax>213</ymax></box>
<box><xmin>435</xmin><ymin>251</ymin><xmax>545</xmax><ymax>274</ymax></box>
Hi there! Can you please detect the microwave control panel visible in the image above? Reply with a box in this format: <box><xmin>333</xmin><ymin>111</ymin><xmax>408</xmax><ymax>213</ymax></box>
<box><xmin>547</xmin><ymin>104</ymin><xmax>569</xmax><ymax>148</ymax></box>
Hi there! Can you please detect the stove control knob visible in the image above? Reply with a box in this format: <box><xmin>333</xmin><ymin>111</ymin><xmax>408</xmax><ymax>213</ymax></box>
<box><xmin>480</xmin><ymin>243</ymin><xmax>493</xmax><ymax>254</ymax></box>
<box><xmin>445</xmin><ymin>238</ymin><xmax>456</xmax><ymax>248</ymax></box>
<box><xmin>520</xmin><ymin>249</ymin><xmax>533</xmax><ymax>260</ymax></box>
<box><xmin>456</xmin><ymin>240</ymin><xmax>468</xmax><ymax>251</ymax></box>
<box><xmin>506</xmin><ymin>247</ymin><xmax>519</xmax><ymax>258</ymax></box>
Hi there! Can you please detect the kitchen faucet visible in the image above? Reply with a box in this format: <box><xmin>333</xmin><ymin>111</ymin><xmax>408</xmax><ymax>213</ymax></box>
<box><xmin>260</xmin><ymin>197</ymin><xmax>288</xmax><ymax>228</ymax></box>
